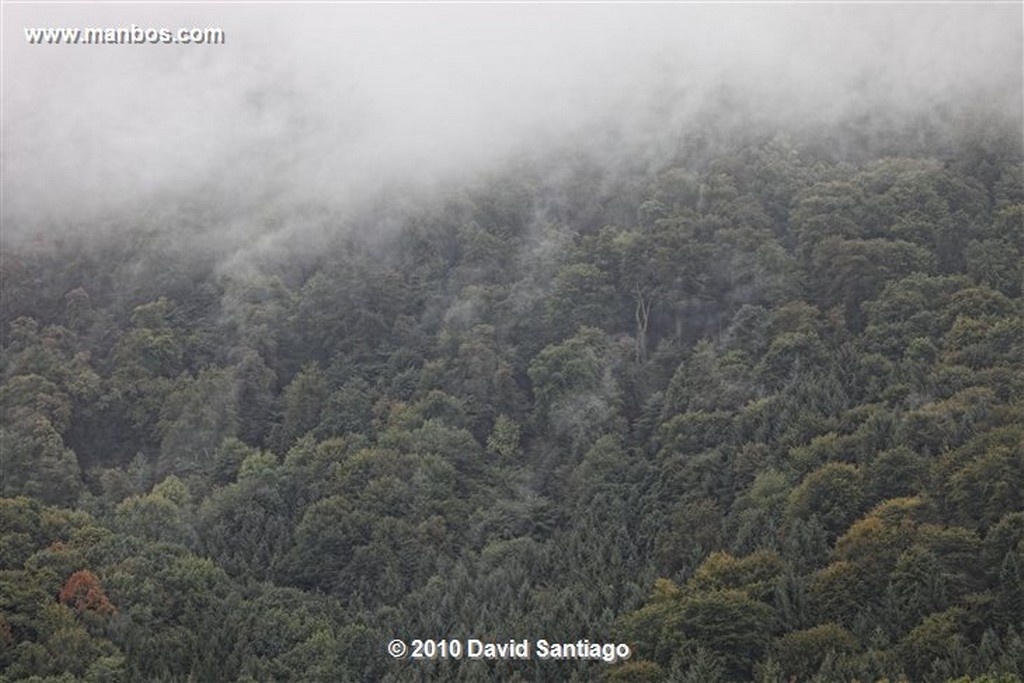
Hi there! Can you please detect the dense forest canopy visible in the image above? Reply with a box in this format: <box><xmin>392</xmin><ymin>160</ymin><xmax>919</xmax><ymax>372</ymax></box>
<box><xmin>2</xmin><ymin>4</ymin><xmax>1023</xmax><ymax>682</ymax></box>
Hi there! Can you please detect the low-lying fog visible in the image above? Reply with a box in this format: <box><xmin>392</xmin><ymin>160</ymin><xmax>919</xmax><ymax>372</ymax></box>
<box><xmin>3</xmin><ymin>3</ymin><xmax>1021</xmax><ymax>246</ymax></box>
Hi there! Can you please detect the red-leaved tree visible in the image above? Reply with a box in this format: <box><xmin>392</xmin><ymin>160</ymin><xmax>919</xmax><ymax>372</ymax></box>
<box><xmin>58</xmin><ymin>569</ymin><xmax>116</xmax><ymax>615</ymax></box>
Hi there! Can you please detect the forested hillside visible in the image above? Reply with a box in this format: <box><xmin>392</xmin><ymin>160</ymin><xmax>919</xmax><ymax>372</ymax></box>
<box><xmin>2</xmin><ymin>116</ymin><xmax>1023</xmax><ymax>682</ymax></box>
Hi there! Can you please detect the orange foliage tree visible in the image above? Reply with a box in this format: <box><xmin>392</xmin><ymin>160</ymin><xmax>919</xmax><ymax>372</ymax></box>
<box><xmin>58</xmin><ymin>569</ymin><xmax>116</xmax><ymax>615</ymax></box>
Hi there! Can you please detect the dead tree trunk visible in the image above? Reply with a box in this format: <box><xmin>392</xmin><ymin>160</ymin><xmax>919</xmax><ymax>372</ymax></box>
<box><xmin>633</xmin><ymin>283</ymin><xmax>653</xmax><ymax>364</ymax></box>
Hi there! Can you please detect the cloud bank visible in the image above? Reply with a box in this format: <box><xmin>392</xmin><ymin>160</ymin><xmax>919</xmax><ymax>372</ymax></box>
<box><xmin>3</xmin><ymin>3</ymin><xmax>1021</xmax><ymax>240</ymax></box>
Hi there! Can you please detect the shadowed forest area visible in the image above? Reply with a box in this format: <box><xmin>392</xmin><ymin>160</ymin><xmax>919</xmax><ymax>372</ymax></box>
<box><xmin>2</xmin><ymin>114</ymin><xmax>1022</xmax><ymax>681</ymax></box>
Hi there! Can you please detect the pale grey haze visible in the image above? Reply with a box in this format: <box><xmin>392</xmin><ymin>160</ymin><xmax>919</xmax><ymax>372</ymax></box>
<box><xmin>2</xmin><ymin>3</ymin><xmax>1021</xmax><ymax>244</ymax></box>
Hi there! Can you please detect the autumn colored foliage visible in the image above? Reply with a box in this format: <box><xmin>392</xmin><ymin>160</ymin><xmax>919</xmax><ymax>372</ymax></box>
<box><xmin>58</xmin><ymin>569</ymin><xmax>116</xmax><ymax>615</ymax></box>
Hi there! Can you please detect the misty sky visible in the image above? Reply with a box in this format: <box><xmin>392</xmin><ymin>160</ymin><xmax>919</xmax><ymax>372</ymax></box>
<box><xmin>2</xmin><ymin>3</ymin><xmax>1021</xmax><ymax>235</ymax></box>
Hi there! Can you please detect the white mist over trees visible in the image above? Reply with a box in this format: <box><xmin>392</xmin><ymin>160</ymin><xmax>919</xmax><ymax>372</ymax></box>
<box><xmin>4</xmin><ymin>4</ymin><xmax>1021</xmax><ymax>240</ymax></box>
<box><xmin>2</xmin><ymin>4</ymin><xmax>1023</xmax><ymax>682</ymax></box>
